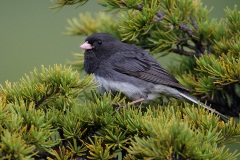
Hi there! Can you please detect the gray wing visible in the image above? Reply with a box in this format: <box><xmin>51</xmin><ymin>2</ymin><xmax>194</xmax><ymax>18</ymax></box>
<box><xmin>107</xmin><ymin>50</ymin><xmax>188</xmax><ymax>91</ymax></box>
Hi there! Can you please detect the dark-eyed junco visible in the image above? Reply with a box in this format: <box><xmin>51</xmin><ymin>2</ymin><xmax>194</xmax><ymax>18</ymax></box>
<box><xmin>80</xmin><ymin>33</ymin><xmax>229</xmax><ymax>120</ymax></box>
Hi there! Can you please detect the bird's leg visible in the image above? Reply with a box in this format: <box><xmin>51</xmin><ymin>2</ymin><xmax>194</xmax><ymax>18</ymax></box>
<box><xmin>116</xmin><ymin>98</ymin><xmax>145</xmax><ymax>110</ymax></box>
<box><xmin>128</xmin><ymin>98</ymin><xmax>145</xmax><ymax>106</ymax></box>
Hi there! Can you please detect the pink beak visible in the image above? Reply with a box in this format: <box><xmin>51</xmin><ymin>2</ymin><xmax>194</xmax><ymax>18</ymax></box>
<box><xmin>80</xmin><ymin>41</ymin><xmax>93</xmax><ymax>50</ymax></box>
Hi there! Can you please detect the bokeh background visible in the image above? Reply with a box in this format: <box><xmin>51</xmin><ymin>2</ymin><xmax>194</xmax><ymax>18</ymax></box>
<box><xmin>0</xmin><ymin>0</ymin><xmax>239</xmax><ymax>153</ymax></box>
<box><xmin>0</xmin><ymin>1</ymin><xmax>102</xmax><ymax>84</ymax></box>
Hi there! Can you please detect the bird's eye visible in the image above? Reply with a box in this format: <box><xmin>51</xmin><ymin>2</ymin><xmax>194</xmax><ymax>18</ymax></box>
<box><xmin>98</xmin><ymin>40</ymin><xmax>102</xmax><ymax>45</ymax></box>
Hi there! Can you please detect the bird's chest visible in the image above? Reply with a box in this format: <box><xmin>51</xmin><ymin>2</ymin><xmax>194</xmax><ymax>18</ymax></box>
<box><xmin>93</xmin><ymin>75</ymin><xmax>149</xmax><ymax>100</ymax></box>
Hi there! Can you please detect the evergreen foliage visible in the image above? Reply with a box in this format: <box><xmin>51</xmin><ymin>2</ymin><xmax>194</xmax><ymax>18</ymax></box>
<box><xmin>0</xmin><ymin>65</ymin><xmax>239</xmax><ymax>159</ymax></box>
<box><xmin>0</xmin><ymin>0</ymin><xmax>239</xmax><ymax>159</ymax></box>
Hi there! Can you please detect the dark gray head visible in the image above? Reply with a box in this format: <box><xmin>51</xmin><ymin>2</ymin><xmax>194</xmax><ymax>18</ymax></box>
<box><xmin>80</xmin><ymin>33</ymin><xmax>123</xmax><ymax>57</ymax></box>
<box><xmin>80</xmin><ymin>33</ymin><xmax>125</xmax><ymax>74</ymax></box>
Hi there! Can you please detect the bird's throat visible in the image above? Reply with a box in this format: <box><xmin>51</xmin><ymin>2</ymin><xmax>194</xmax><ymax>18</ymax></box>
<box><xmin>84</xmin><ymin>51</ymin><xmax>100</xmax><ymax>74</ymax></box>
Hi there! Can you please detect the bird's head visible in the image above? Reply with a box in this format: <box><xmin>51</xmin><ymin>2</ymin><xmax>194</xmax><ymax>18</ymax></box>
<box><xmin>80</xmin><ymin>33</ymin><xmax>122</xmax><ymax>57</ymax></box>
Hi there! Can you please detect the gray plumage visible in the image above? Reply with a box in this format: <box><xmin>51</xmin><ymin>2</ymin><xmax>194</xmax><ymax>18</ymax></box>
<box><xmin>80</xmin><ymin>33</ymin><xmax>229</xmax><ymax>120</ymax></box>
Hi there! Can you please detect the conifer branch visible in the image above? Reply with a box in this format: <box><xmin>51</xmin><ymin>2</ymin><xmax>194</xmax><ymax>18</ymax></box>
<box><xmin>178</xmin><ymin>24</ymin><xmax>193</xmax><ymax>38</ymax></box>
<box><xmin>172</xmin><ymin>48</ymin><xmax>199</xmax><ymax>57</ymax></box>
<box><xmin>35</xmin><ymin>86</ymin><xmax>61</xmax><ymax>108</ymax></box>
<box><xmin>154</xmin><ymin>10</ymin><xmax>165</xmax><ymax>22</ymax></box>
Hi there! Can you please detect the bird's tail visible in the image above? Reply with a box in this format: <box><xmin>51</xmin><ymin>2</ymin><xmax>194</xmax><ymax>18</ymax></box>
<box><xmin>179</xmin><ymin>92</ymin><xmax>229</xmax><ymax>121</ymax></box>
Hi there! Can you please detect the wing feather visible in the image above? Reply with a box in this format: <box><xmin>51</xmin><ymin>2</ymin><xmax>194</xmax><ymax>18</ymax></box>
<box><xmin>107</xmin><ymin>50</ymin><xmax>188</xmax><ymax>91</ymax></box>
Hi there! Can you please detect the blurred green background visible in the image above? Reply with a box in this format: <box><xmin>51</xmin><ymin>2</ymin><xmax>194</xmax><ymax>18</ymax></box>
<box><xmin>0</xmin><ymin>0</ymin><xmax>102</xmax><ymax>84</ymax></box>
<box><xmin>0</xmin><ymin>0</ymin><xmax>239</xmax><ymax>154</ymax></box>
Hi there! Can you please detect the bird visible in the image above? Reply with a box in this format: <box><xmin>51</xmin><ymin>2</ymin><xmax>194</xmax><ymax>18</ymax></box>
<box><xmin>80</xmin><ymin>33</ymin><xmax>229</xmax><ymax>120</ymax></box>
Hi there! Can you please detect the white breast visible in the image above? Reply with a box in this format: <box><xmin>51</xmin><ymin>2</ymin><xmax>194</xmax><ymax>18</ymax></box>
<box><xmin>93</xmin><ymin>75</ymin><xmax>182</xmax><ymax>102</ymax></box>
<box><xmin>94</xmin><ymin>75</ymin><xmax>147</xmax><ymax>100</ymax></box>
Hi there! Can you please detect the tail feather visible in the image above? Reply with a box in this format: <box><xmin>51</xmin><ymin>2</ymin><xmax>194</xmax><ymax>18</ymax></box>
<box><xmin>179</xmin><ymin>92</ymin><xmax>229</xmax><ymax>120</ymax></box>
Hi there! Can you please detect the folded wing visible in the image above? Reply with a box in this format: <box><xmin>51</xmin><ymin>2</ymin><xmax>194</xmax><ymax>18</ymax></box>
<box><xmin>108</xmin><ymin>50</ymin><xmax>188</xmax><ymax>91</ymax></box>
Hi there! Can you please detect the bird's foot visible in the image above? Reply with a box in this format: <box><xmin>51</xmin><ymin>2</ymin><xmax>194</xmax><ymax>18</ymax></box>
<box><xmin>116</xmin><ymin>98</ymin><xmax>145</xmax><ymax>111</ymax></box>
